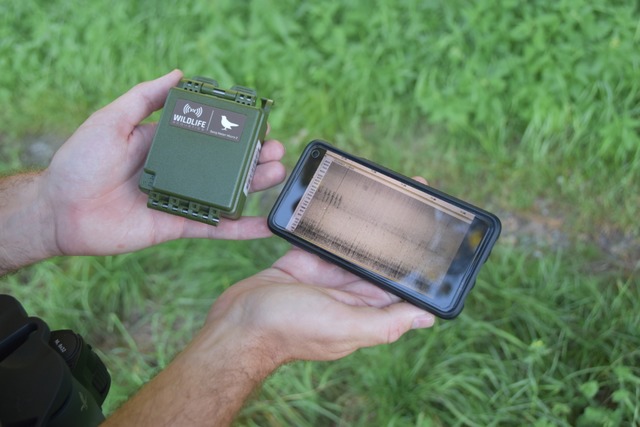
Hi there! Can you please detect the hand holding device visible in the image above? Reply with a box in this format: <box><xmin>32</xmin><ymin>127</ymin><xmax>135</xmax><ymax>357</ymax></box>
<box><xmin>37</xmin><ymin>70</ymin><xmax>285</xmax><ymax>260</ymax></box>
<box><xmin>268</xmin><ymin>141</ymin><xmax>501</xmax><ymax>318</ymax></box>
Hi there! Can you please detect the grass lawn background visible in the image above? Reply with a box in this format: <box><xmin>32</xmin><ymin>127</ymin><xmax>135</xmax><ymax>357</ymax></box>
<box><xmin>1</xmin><ymin>1</ymin><xmax>638</xmax><ymax>425</ymax></box>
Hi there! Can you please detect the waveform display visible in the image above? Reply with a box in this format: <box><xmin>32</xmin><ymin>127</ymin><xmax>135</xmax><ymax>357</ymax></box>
<box><xmin>292</xmin><ymin>160</ymin><xmax>471</xmax><ymax>295</ymax></box>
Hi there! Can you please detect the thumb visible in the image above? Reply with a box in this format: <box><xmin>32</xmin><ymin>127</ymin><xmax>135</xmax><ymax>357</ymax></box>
<box><xmin>103</xmin><ymin>69</ymin><xmax>184</xmax><ymax>133</ymax></box>
<box><xmin>352</xmin><ymin>303</ymin><xmax>435</xmax><ymax>347</ymax></box>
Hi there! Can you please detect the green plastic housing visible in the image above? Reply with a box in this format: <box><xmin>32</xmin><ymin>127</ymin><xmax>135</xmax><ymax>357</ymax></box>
<box><xmin>139</xmin><ymin>77</ymin><xmax>272</xmax><ymax>225</ymax></box>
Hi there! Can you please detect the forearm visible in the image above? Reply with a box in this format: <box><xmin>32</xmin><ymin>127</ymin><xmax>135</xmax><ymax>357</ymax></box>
<box><xmin>0</xmin><ymin>172</ymin><xmax>58</xmax><ymax>275</ymax></box>
<box><xmin>103</xmin><ymin>319</ymin><xmax>279</xmax><ymax>427</ymax></box>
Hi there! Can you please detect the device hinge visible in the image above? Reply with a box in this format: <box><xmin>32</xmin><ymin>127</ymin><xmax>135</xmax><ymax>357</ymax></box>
<box><xmin>180</xmin><ymin>78</ymin><xmax>259</xmax><ymax>106</ymax></box>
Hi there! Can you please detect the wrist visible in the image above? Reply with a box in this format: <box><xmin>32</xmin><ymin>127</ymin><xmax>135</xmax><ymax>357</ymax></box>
<box><xmin>104</xmin><ymin>315</ymin><xmax>281</xmax><ymax>427</ymax></box>
<box><xmin>195</xmin><ymin>316</ymin><xmax>283</xmax><ymax>378</ymax></box>
<box><xmin>0</xmin><ymin>171</ymin><xmax>59</xmax><ymax>274</ymax></box>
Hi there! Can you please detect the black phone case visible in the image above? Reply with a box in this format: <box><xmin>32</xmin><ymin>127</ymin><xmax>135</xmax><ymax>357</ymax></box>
<box><xmin>268</xmin><ymin>140</ymin><xmax>501</xmax><ymax>319</ymax></box>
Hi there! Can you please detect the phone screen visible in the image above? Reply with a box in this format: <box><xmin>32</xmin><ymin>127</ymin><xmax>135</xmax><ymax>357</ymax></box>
<box><xmin>269</xmin><ymin>141</ymin><xmax>500</xmax><ymax>318</ymax></box>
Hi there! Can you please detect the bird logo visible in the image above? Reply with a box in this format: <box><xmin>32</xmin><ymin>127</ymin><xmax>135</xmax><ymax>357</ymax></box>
<box><xmin>220</xmin><ymin>115</ymin><xmax>239</xmax><ymax>131</ymax></box>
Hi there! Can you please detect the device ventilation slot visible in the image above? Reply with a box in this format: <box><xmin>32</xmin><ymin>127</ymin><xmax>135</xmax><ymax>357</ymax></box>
<box><xmin>148</xmin><ymin>192</ymin><xmax>219</xmax><ymax>225</ymax></box>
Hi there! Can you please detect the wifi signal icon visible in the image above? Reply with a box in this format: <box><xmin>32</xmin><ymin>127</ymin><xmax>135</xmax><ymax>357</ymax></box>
<box><xmin>183</xmin><ymin>104</ymin><xmax>203</xmax><ymax>118</ymax></box>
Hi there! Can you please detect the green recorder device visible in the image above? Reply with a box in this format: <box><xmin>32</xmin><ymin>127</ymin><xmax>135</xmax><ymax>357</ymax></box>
<box><xmin>139</xmin><ymin>76</ymin><xmax>273</xmax><ymax>225</ymax></box>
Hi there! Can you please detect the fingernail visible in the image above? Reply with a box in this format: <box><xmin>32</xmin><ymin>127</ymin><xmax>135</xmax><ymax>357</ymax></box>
<box><xmin>412</xmin><ymin>314</ymin><xmax>435</xmax><ymax>329</ymax></box>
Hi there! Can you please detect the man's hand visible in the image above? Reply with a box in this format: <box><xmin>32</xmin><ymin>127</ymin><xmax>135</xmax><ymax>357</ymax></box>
<box><xmin>38</xmin><ymin>70</ymin><xmax>284</xmax><ymax>257</ymax></box>
<box><xmin>208</xmin><ymin>247</ymin><xmax>435</xmax><ymax>364</ymax></box>
<box><xmin>0</xmin><ymin>70</ymin><xmax>285</xmax><ymax>273</ymax></box>
<box><xmin>104</xmin><ymin>247</ymin><xmax>435</xmax><ymax>427</ymax></box>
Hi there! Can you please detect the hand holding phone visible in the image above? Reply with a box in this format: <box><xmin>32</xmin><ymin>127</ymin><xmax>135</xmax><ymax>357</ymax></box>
<box><xmin>268</xmin><ymin>141</ymin><xmax>501</xmax><ymax>319</ymax></box>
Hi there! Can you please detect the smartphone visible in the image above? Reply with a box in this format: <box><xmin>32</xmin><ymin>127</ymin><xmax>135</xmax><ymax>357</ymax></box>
<box><xmin>268</xmin><ymin>140</ymin><xmax>501</xmax><ymax>319</ymax></box>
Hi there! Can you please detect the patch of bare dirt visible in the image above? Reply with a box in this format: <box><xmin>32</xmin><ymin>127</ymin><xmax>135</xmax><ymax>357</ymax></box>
<box><xmin>498</xmin><ymin>198</ymin><xmax>639</xmax><ymax>275</ymax></box>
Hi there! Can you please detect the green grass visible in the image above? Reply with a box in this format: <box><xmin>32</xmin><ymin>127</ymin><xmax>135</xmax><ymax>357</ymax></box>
<box><xmin>1</xmin><ymin>0</ymin><xmax>639</xmax><ymax>425</ymax></box>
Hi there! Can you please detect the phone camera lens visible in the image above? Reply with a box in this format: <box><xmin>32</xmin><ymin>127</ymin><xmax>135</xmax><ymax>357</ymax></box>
<box><xmin>311</xmin><ymin>149</ymin><xmax>320</xmax><ymax>159</ymax></box>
